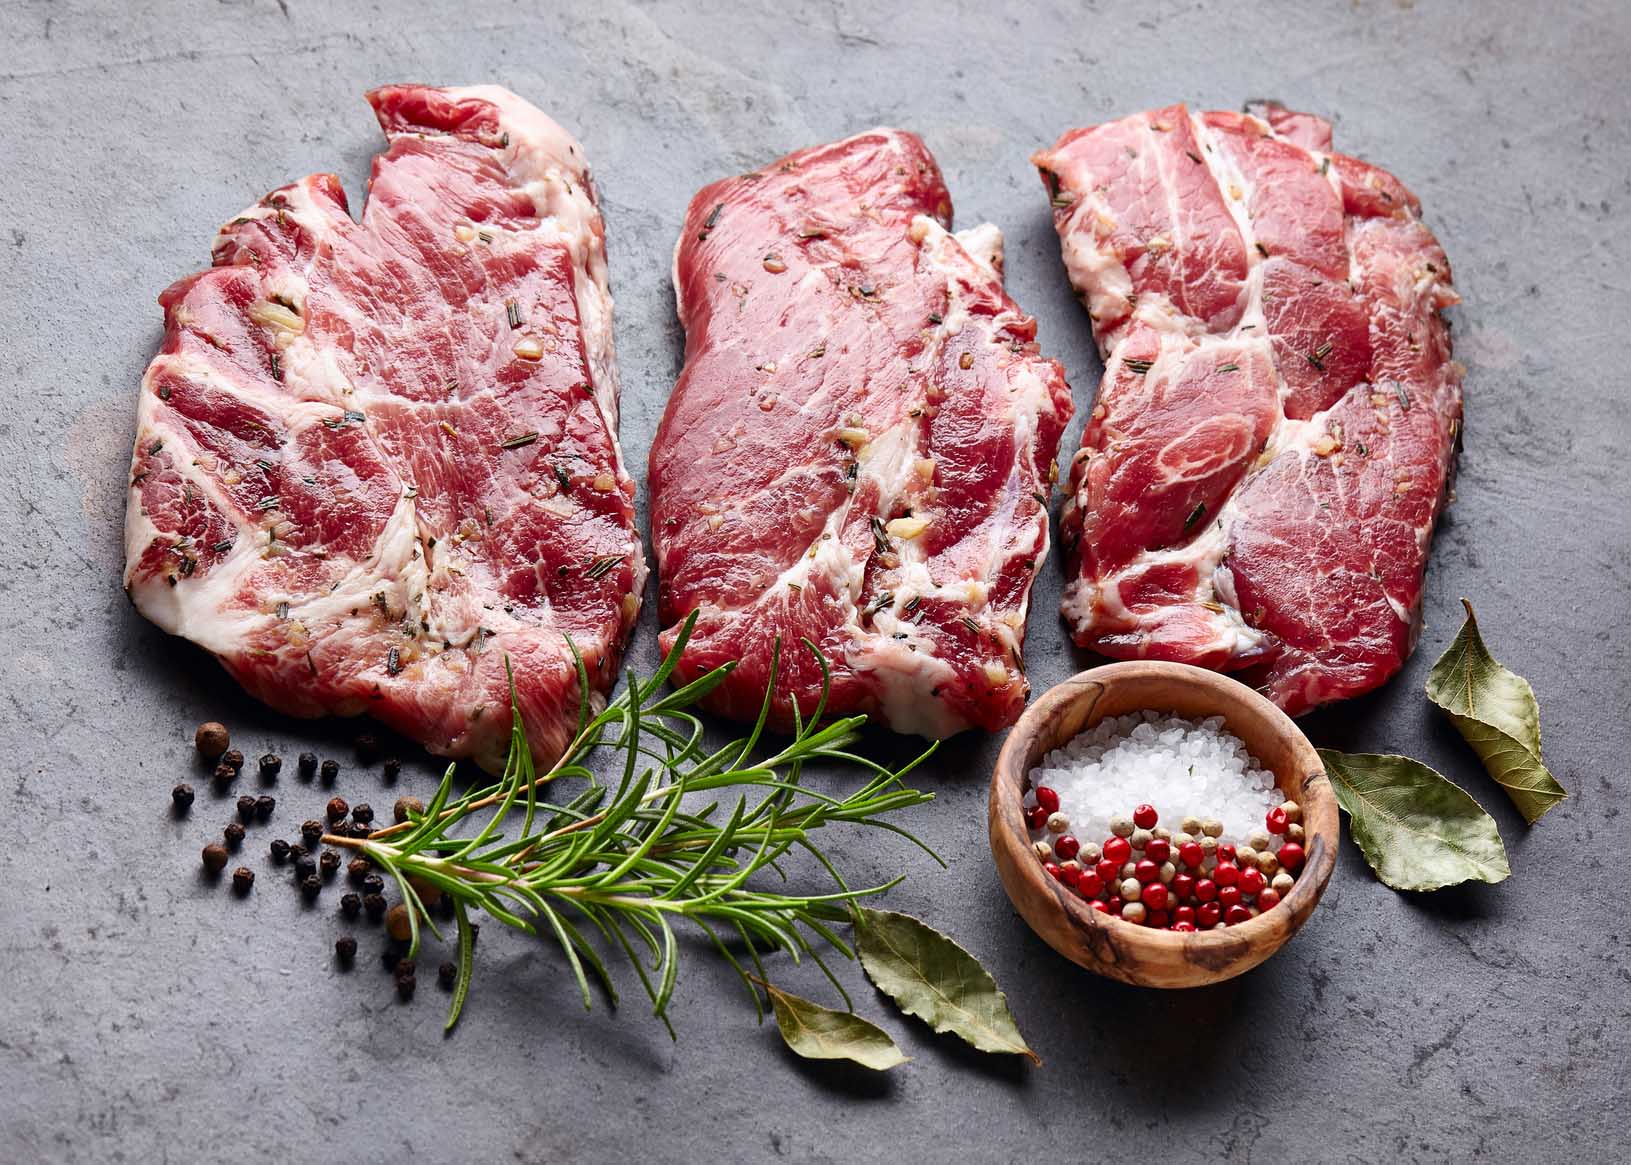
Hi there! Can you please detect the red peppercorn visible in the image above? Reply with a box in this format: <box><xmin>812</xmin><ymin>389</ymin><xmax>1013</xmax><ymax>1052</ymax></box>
<box><xmin>1197</xmin><ymin>902</ymin><xmax>1222</xmax><ymax>928</ymax></box>
<box><xmin>1107</xmin><ymin>896</ymin><xmax>1123</xmax><ymax>914</ymax></box>
<box><xmin>1179</xmin><ymin>841</ymin><xmax>1203</xmax><ymax>868</ymax></box>
<box><xmin>1054</xmin><ymin>835</ymin><xmax>1080</xmax><ymax>862</ymax></box>
<box><xmin>1095</xmin><ymin>857</ymin><xmax>1120</xmax><ymax>884</ymax></box>
<box><xmin>1278</xmin><ymin>841</ymin><xmax>1306</xmax><ymax>871</ymax></box>
<box><xmin>1044</xmin><ymin>862</ymin><xmax>1064</xmax><ymax>883</ymax></box>
<box><xmin>1224</xmin><ymin>904</ymin><xmax>1251</xmax><ymax>926</ymax></box>
<box><xmin>1034</xmin><ymin>786</ymin><xmax>1060</xmax><ymax>814</ymax></box>
<box><xmin>1145</xmin><ymin>837</ymin><xmax>1171</xmax><ymax>864</ymax></box>
<box><xmin>1132</xmin><ymin>803</ymin><xmax>1158</xmax><ymax>829</ymax></box>
<box><xmin>1141</xmin><ymin>882</ymin><xmax>1168</xmax><ymax>911</ymax></box>
<box><xmin>1078</xmin><ymin>871</ymin><xmax>1104</xmax><ymax>898</ymax></box>
<box><xmin>1134</xmin><ymin>859</ymin><xmax>1159</xmax><ymax>885</ymax></box>
<box><xmin>1240</xmin><ymin>867</ymin><xmax>1266</xmax><ymax>896</ymax></box>
<box><xmin>1266</xmin><ymin>805</ymin><xmax>1290</xmax><ymax>834</ymax></box>
<box><xmin>1024</xmin><ymin>805</ymin><xmax>1047</xmax><ymax>830</ymax></box>
<box><xmin>1256</xmin><ymin>888</ymin><xmax>1281</xmax><ymax>910</ymax></box>
<box><xmin>1146</xmin><ymin>909</ymin><xmax>1169</xmax><ymax>929</ymax></box>
<box><xmin>1194</xmin><ymin>878</ymin><xmax>1218</xmax><ymax>903</ymax></box>
<box><xmin>1213</xmin><ymin>862</ymin><xmax>1240</xmax><ymax>887</ymax></box>
<box><xmin>1090</xmin><ymin>900</ymin><xmax>1111</xmax><ymax>914</ymax></box>
<box><xmin>1171</xmin><ymin>873</ymin><xmax>1196</xmax><ymax>901</ymax></box>
<box><xmin>1103</xmin><ymin>836</ymin><xmax>1132</xmax><ymax>865</ymax></box>
<box><xmin>1217</xmin><ymin>843</ymin><xmax>1237</xmax><ymax>863</ymax></box>
<box><xmin>1172</xmin><ymin>921</ymin><xmax>1196</xmax><ymax>932</ymax></box>
<box><xmin>1174</xmin><ymin>905</ymin><xmax>1195</xmax><ymax>926</ymax></box>
<box><xmin>1218</xmin><ymin>885</ymin><xmax>1242</xmax><ymax>909</ymax></box>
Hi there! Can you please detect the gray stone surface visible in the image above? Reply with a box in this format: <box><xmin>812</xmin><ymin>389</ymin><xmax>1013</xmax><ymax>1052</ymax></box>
<box><xmin>3</xmin><ymin>0</ymin><xmax>1628</xmax><ymax>1159</ymax></box>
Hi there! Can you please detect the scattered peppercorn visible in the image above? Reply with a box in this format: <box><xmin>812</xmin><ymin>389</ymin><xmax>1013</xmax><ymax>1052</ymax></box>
<box><xmin>232</xmin><ymin>867</ymin><xmax>255</xmax><ymax>895</ymax></box>
<box><xmin>212</xmin><ymin>762</ymin><xmax>237</xmax><ymax>789</ymax></box>
<box><xmin>351</xmin><ymin>803</ymin><xmax>374</xmax><ymax>825</ymax></box>
<box><xmin>255</xmin><ymin>795</ymin><xmax>276</xmax><ymax>822</ymax></box>
<box><xmin>295</xmin><ymin>855</ymin><xmax>317</xmax><ymax>881</ymax></box>
<box><xmin>381</xmin><ymin>948</ymin><xmax>403</xmax><ymax>972</ymax></box>
<box><xmin>297</xmin><ymin>752</ymin><xmax>317</xmax><ymax>780</ymax></box>
<box><xmin>362</xmin><ymin>874</ymin><xmax>385</xmax><ymax>896</ymax></box>
<box><xmin>396</xmin><ymin>975</ymin><xmax>416</xmax><ymax>1002</ymax></box>
<box><xmin>355</xmin><ymin>734</ymin><xmax>380</xmax><ymax>764</ymax></box>
<box><xmin>299</xmin><ymin>874</ymin><xmax>322</xmax><ymax>901</ymax></box>
<box><xmin>382</xmin><ymin>758</ymin><xmax>401</xmax><ymax>783</ymax></box>
<box><xmin>319</xmin><ymin>758</ymin><xmax>339</xmax><ymax>784</ymax></box>
<box><xmin>270</xmin><ymin>838</ymin><xmax>291</xmax><ymax>863</ymax></box>
<box><xmin>347</xmin><ymin>858</ymin><xmax>371</xmax><ymax>884</ymax></box>
<box><xmin>223</xmin><ymin>821</ymin><xmax>246</xmax><ymax>848</ymax></box>
<box><xmin>288</xmin><ymin>842</ymin><xmax>308</xmax><ymax>862</ymax></box>
<box><xmin>201</xmin><ymin>842</ymin><xmax>229</xmax><ymax>873</ymax></box>
<box><xmin>195</xmin><ymin>721</ymin><xmax>231</xmax><ymax>760</ymax></box>
<box><xmin>340</xmin><ymin>892</ymin><xmax>361</xmax><ymax>919</ymax></box>
<box><xmin>257</xmin><ymin>753</ymin><xmax>281</xmax><ymax>781</ymax></box>
<box><xmin>319</xmin><ymin>850</ymin><xmax>341</xmax><ymax>879</ymax></box>
<box><xmin>236</xmin><ymin>794</ymin><xmax>258</xmax><ymax>822</ymax></box>
<box><xmin>221</xmin><ymin>749</ymin><xmax>245</xmax><ymax>773</ymax></box>
<box><xmin>437</xmin><ymin>961</ymin><xmax>457</xmax><ymax>990</ymax></box>
<box><xmin>335</xmin><ymin>935</ymin><xmax>357</xmax><ymax>965</ymax></box>
<box><xmin>301</xmin><ymin>819</ymin><xmax>324</xmax><ymax>844</ymax></box>
<box><xmin>326</xmin><ymin>797</ymin><xmax>349</xmax><ymax>823</ymax></box>
<box><xmin>171</xmin><ymin>783</ymin><xmax>195</xmax><ymax>812</ymax></box>
<box><xmin>393</xmin><ymin>796</ymin><xmax>424</xmax><ymax>824</ymax></box>
<box><xmin>363</xmin><ymin>893</ymin><xmax>387</xmax><ymax>921</ymax></box>
<box><xmin>385</xmin><ymin>903</ymin><xmax>413</xmax><ymax>941</ymax></box>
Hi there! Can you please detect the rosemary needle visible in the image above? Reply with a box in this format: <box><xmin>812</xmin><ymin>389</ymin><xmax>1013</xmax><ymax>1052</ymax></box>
<box><xmin>324</xmin><ymin>612</ymin><xmax>939</xmax><ymax>1034</ymax></box>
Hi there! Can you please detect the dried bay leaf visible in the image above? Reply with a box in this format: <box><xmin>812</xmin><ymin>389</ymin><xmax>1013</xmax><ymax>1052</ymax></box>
<box><xmin>855</xmin><ymin>908</ymin><xmax>1038</xmax><ymax>1064</ymax></box>
<box><xmin>1319</xmin><ymin>749</ymin><xmax>1510</xmax><ymax>891</ymax></box>
<box><xmin>757</xmin><ymin>980</ymin><xmax>908</xmax><ymax>1071</ymax></box>
<box><xmin>1425</xmin><ymin>599</ymin><xmax>1565</xmax><ymax>824</ymax></box>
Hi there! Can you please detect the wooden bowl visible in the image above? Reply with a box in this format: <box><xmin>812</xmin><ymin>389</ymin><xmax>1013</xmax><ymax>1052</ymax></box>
<box><xmin>989</xmin><ymin>661</ymin><xmax>1338</xmax><ymax>988</ymax></box>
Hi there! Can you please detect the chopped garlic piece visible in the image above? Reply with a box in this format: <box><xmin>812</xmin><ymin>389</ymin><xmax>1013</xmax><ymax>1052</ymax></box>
<box><xmin>513</xmin><ymin>337</ymin><xmax>544</xmax><ymax>361</ymax></box>
<box><xmin>835</xmin><ymin>426</ymin><xmax>870</xmax><ymax>448</ymax></box>
<box><xmin>982</xmin><ymin>660</ymin><xmax>1009</xmax><ymax>686</ymax></box>
<box><xmin>886</xmin><ymin>516</ymin><xmax>929</xmax><ymax>539</ymax></box>
<box><xmin>249</xmin><ymin>300</ymin><xmax>304</xmax><ymax>333</ymax></box>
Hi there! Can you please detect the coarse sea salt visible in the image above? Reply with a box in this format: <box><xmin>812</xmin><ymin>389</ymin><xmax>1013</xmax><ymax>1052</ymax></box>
<box><xmin>1027</xmin><ymin>711</ymin><xmax>1286</xmax><ymax>852</ymax></box>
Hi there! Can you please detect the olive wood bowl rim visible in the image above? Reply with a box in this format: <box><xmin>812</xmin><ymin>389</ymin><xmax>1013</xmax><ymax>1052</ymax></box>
<box><xmin>989</xmin><ymin>661</ymin><xmax>1339</xmax><ymax>988</ymax></box>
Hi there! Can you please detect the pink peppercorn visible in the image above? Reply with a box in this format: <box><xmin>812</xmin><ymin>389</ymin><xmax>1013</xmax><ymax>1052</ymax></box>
<box><xmin>1266</xmin><ymin>805</ymin><xmax>1289</xmax><ymax>834</ymax></box>
<box><xmin>1171</xmin><ymin>873</ymin><xmax>1196</xmax><ymax>901</ymax></box>
<box><xmin>1173</xmin><ymin>921</ymin><xmax>1196</xmax><ymax>933</ymax></box>
<box><xmin>1107</xmin><ymin>896</ymin><xmax>1123</xmax><ymax>914</ymax></box>
<box><xmin>1133</xmin><ymin>803</ymin><xmax>1158</xmax><ymax>829</ymax></box>
<box><xmin>1145</xmin><ymin>837</ymin><xmax>1171</xmax><ymax>864</ymax></box>
<box><xmin>1218</xmin><ymin>885</ymin><xmax>1242</xmax><ymax>909</ymax></box>
<box><xmin>1213</xmin><ymin>862</ymin><xmax>1240</xmax><ymax>887</ymax></box>
<box><xmin>1197</xmin><ymin>902</ymin><xmax>1222</xmax><ymax>928</ymax></box>
<box><xmin>1095</xmin><ymin>858</ymin><xmax>1120</xmax><ymax>884</ymax></box>
<box><xmin>1054</xmin><ymin>835</ymin><xmax>1080</xmax><ymax>862</ymax></box>
<box><xmin>1024</xmin><ymin>805</ymin><xmax>1047</xmax><ymax>830</ymax></box>
<box><xmin>1174</xmin><ymin>905</ymin><xmax>1195</xmax><ymax>927</ymax></box>
<box><xmin>1146</xmin><ymin>909</ymin><xmax>1169</xmax><ymax>929</ymax></box>
<box><xmin>1224</xmin><ymin>904</ymin><xmax>1251</xmax><ymax>926</ymax></box>
<box><xmin>1278</xmin><ymin>841</ymin><xmax>1306</xmax><ymax>871</ymax></box>
<box><xmin>1034</xmin><ymin>786</ymin><xmax>1061</xmax><ymax>814</ymax></box>
<box><xmin>1044</xmin><ymin>862</ymin><xmax>1064</xmax><ymax>883</ymax></box>
<box><xmin>1079</xmin><ymin>871</ymin><xmax>1104</xmax><ymax>898</ymax></box>
<box><xmin>1134</xmin><ymin>859</ymin><xmax>1160</xmax><ymax>885</ymax></box>
<box><xmin>1103</xmin><ymin>836</ymin><xmax>1132</xmax><ymax>865</ymax></box>
<box><xmin>1179</xmin><ymin>841</ymin><xmax>1203</xmax><ymax>868</ymax></box>
<box><xmin>1142</xmin><ymin>882</ymin><xmax>1169</xmax><ymax>911</ymax></box>
<box><xmin>1194</xmin><ymin>878</ymin><xmax>1218</xmax><ymax>903</ymax></box>
<box><xmin>1256</xmin><ymin>888</ymin><xmax>1281</xmax><ymax>910</ymax></box>
<box><xmin>1240</xmin><ymin>867</ymin><xmax>1266</xmax><ymax>896</ymax></box>
<box><xmin>1217</xmin><ymin>843</ymin><xmax>1237</xmax><ymax>864</ymax></box>
<box><xmin>1090</xmin><ymin>900</ymin><xmax>1111</xmax><ymax>914</ymax></box>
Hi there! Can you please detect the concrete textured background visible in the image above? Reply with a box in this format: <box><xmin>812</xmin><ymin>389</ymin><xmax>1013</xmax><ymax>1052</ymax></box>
<box><xmin>2</xmin><ymin>0</ymin><xmax>1628</xmax><ymax>1160</ymax></box>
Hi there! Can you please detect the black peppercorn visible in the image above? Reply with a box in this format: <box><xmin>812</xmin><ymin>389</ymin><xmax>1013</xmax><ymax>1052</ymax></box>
<box><xmin>297</xmin><ymin>752</ymin><xmax>317</xmax><ymax>780</ymax></box>
<box><xmin>393</xmin><ymin>796</ymin><xmax>424</xmax><ymax>824</ymax></box>
<box><xmin>301</xmin><ymin>819</ymin><xmax>324</xmax><ymax>844</ymax></box>
<box><xmin>222</xmin><ymin>748</ymin><xmax>244</xmax><ymax>772</ymax></box>
<box><xmin>346</xmin><ymin>858</ymin><xmax>369</xmax><ymax>883</ymax></box>
<box><xmin>335</xmin><ymin>935</ymin><xmax>357</xmax><ymax>964</ymax></box>
<box><xmin>395</xmin><ymin>958</ymin><xmax>416</xmax><ymax>980</ymax></box>
<box><xmin>325</xmin><ymin>797</ymin><xmax>349</xmax><ymax>823</ymax></box>
<box><xmin>396</xmin><ymin>975</ymin><xmax>416</xmax><ymax>1002</ymax></box>
<box><xmin>340</xmin><ymin>892</ymin><xmax>361</xmax><ymax>919</ymax></box>
<box><xmin>437</xmin><ymin>961</ymin><xmax>457</xmax><ymax>990</ymax></box>
<box><xmin>351</xmin><ymin>803</ymin><xmax>374</xmax><ymax>825</ymax></box>
<box><xmin>255</xmin><ymin>795</ymin><xmax>276</xmax><ymax>821</ymax></box>
<box><xmin>319</xmin><ymin>850</ymin><xmax>340</xmax><ymax>878</ymax></box>
<box><xmin>171</xmin><ymin>783</ymin><xmax>195</xmax><ymax>812</ymax></box>
<box><xmin>270</xmin><ymin>838</ymin><xmax>291</xmax><ymax>863</ymax></box>
<box><xmin>362</xmin><ymin>874</ymin><xmax>385</xmax><ymax>896</ymax></box>
<box><xmin>299</xmin><ymin>873</ymin><xmax>322</xmax><ymax>901</ymax></box>
<box><xmin>232</xmin><ymin>867</ymin><xmax>255</xmax><ymax>895</ymax></box>
<box><xmin>295</xmin><ymin>853</ymin><xmax>317</xmax><ymax>878</ymax></box>
<box><xmin>288</xmin><ymin>843</ymin><xmax>308</xmax><ymax>863</ymax></box>
<box><xmin>223</xmin><ymin>821</ymin><xmax>246</xmax><ymax>848</ymax></box>
<box><xmin>236</xmin><ymin>794</ymin><xmax>258</xmax><ymax>822</ymax></box>
<box><xmin>363</xmin><ymin>893</ymin><xmax>386</xmax><ymax>921</ymax></box>
<box><xmin>381</xmin><ymin>948</ymin><xmax>402</xmax><ymax>972</ymax></box>
<box><xmin>382</xmin><ymin>757</ymin><xmax>401</xmax><ymax>783</ymax></box>
<box><xmin>201</xmin><ymin>842</ymin><xmax>229</xmax><ymax>873</ymax></box>
<box><xmin>355</xmin><ymin>734</ymin><xmax>380</xmax><ymax>764</ymax></box>
<box><xmin>212</xmin><ymin>762</ymin><xmax>237</xmax><ymax>789</ymax></box>
<box><xmin>195</xmin><ymin>721</ymin><xmax>230</xmax><ymax>761</ymax></box>
<box><xmin>319</xmin><ymin>758</ymin><xmax>339</xmax><ymax>784</ymax></box>
<box><xmin>258</xmin><ymin>753</ymin><xmax>281</xmax><ymax>781</ymax></box>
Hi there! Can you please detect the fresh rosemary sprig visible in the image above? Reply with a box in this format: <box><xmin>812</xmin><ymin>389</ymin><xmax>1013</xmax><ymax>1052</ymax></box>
<box><xmin>323</xmin><ymin>613</ymin><xmax>938</xmax><ymax>1034</ymax></box>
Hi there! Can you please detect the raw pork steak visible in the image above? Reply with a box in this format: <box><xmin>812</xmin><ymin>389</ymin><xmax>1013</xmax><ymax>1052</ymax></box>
<box><xmin>650</xmin><ymin>130</ymin><xmax>1072</xmax><ymax>735</ymax></box>
<box><xmin>1034</xmin><ymin>103</ymin><xmax>1462</xmax><ymax>714</ymax></box>
<box><xmin>124</xmin><ymin>85</ymin><xmax>644</xmax><ymax>771</ymax></box>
